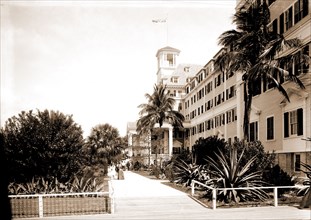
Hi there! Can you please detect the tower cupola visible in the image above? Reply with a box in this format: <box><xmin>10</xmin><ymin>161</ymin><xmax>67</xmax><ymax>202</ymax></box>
<box><xmin>155</xmin><ymin>46</ymin><xmax>180</xmax><ymax>84</ymax></box>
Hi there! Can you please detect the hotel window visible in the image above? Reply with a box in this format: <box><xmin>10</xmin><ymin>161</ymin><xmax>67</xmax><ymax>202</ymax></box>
<box><xmin>222</xmin><ymin>113</ymin><xmax>225</xmax><ymax>125</ymax></box>
<box><xmin>284</xmin><ymin>108</ymin><xmax>303</xmax><ymax>137</ymax></box>
<box><xmin>279</xmin><ymin>13</ymin><xmax>284</xmax><ymax>34</ymax></box>
<box><xmin>166</xmin><ymin>53</ymin><xmax>175</xmax><ymax>66</ymax></box>
<box><xmin>272</xmin><ymin>19</ymin><xmax>278</xmax><ymax>34</ymax></box>
<box><xmin>227</xmin><ymin>111</ymin><xmax>232</xmax><ymax>124</ymax></box>
<box><xmin>285</xmin><ymin>7</ymin><xmax>293</xmax><ymax>31</ymax></box>
<box><xmin>295</xmin><ymin>45</ymin><xmax>310</xmax><ymax>76</ymax></box>
<box><xmin>267</xmin><ymin>116</ymin><xmax>274</xmax><ymax>140</ymax></box>
<box><xmin>252</xmin><ymin>78</ymin><xmax>262</xmax><ymax>96</ymax></box>
<box><xmin>171</xmin><ymin>77</ymin><xmax>178</xmax><ymax>83</ymax></box>
<box><xmin>294</xmin><ymin>154</ymin><xmax>301</xmax><ymax>172</ymax></box>
<box><xmin>294</xmin><ymin>0</ymin><xmax>309</xmax><ymax>24</ymax></box>
<box><xmin>233</xmin><ymin>108</ymin><xmax>237</xmax><ymax>121</ymax></box>
<box><xmin>249</xmin><ymin>121</ymin><xmax>258</xmax><ymax>142</ymax></box>
<box><xmin>226</xmin><ymin>85</ymin><xmax>236</xmax><ymax>100</ymax></box>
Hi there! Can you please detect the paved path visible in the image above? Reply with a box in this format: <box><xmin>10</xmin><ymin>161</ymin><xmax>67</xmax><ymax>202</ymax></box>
<box><xmin>21</xmin><ymin>171</ymin><xmax>310</xmax><ymax>219</ymax></box>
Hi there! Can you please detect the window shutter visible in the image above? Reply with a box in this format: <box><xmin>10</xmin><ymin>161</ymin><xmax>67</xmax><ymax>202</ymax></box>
<box><xmin>297</xmin><ymin>108</ymin><xmax>303</xmax><ymax>136</ymax></box>
<box><xmin>284</xmin><ymin>112</ymin><xmax>289</xmax><ymax>138</ymax></box>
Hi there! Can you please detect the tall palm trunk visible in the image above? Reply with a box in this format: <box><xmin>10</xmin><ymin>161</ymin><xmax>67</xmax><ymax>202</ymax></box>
<box><xmin>243</xmin><ymin>81</ymin><xmax>253</xmax><ymax>142</ymax></box>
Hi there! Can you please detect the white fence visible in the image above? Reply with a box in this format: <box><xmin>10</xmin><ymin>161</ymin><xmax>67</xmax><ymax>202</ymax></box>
<box><xmin>191</xmin><ymin>180</ymin><xmax>305</xmax><ymax>210</ymax></box>
<box><xmin>9</xmin><ymin>181</ymin><xmax>114</xmax><ymax>218</ymax></box>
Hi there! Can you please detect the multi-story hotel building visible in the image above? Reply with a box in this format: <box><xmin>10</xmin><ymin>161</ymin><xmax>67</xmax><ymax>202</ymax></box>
<box><xmin>127</xmin><ymin>0</ymin><xmax>310</xmax><ymax>176</ymax></box>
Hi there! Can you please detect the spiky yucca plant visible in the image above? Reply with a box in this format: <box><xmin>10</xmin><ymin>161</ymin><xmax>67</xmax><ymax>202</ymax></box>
<box><xmin>298</xmin><ymin>162</ymin><xmax>311</xmax><ymax>208</ymax></box>
<box><xmin>206</xmin><ymin>146</ymin><xmax>269</xmax><ymax>203</ymax></box>
<box><xmin>173</xmin><ymin>159</ymin><xmax>209</xmax><ymax>187</ymax></box>
<box><xmin>297</xmin><ymin>162</ymin><xmax>311</xmax><ymax>196</ymax></box>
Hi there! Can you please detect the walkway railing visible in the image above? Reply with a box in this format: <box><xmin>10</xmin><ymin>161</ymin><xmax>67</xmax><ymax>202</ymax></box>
<box><xmin>9</xmin><ymin>180</ymin><xmax>114</xmax><ymax>218</ymax></box>
<box><xmin>191</xmin><ymin>180</ymin><xmax>305</xmax><ymax>210</ymax></box>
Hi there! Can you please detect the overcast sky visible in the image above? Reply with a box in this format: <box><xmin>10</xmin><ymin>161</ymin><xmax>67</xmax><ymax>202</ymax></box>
<box><xmin>1</xmin><ymin>0</ymin><xmax>236</xmax><ymax>137</ymax></box>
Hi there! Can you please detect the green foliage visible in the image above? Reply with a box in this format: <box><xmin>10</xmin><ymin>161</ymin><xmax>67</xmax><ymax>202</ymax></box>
<box><xmin>163</xmin><ymin>151</ymin><xmax>192</xmax><ymax>182</ymax></box>
<box><xmin>173</xmin><ymin>160</ymin><xmax>209</xmax><ymax>187</ymax></box>
<box><xmin>216</xmin><ymin>1</ymin><xmax>308</xmax><ymax>140</ymax></box>
<box><xmin>297</xmin><ymin>162</ymin><xmax>311</xmax><ymax>196</ymax></box>
<box><xmin>133</xmin><ymin>161</ymin><xmax>143</xmax><ymax>171</ymax></box>
<box><xmin>8</xmin><ymin>176</ymin><xmax>105</xmax><ymax>195</ymax></box>
<box><xmin>83</xmin><ymin>123</ymin><xmax>126</xmax><ymax>174</ymax></box>
<box><xmin>263</xmin><ymin>165</ymin><xmax>294</xmax><ymax>197</ymax></box>
<box><xmin>206</xmin><ymin>146</ymin><xmax>269</xmax><ymax>203</ymax></box>
<box><xmin>192</xmin><ymin>136</ymin><xmax>226</xmax><ymax>165</ymax></box>
<box><xmin>136</xmin><ymin>84</ymin><xmax>184</xmax><ymax>134</ymax></box>
<box><xmin>228</xmin><ymin>140</ymin><xmax>275</xmax><ymax>172</ymax></box>
<box><xmin>70</xmin><ymin>176</ymin><xmax>105</xmax><ymax>192</ymax></box>
<box><xmin>1</xmin><ymin>109</ymin><xmax>85</xmax><ymax>183</ymax></box>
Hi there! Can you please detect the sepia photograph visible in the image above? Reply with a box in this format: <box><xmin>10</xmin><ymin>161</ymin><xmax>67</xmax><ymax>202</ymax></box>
<box><xmin>1</xmin><ymin>0</ymin><xmax>310</xmax><ymax>219</ymax></box>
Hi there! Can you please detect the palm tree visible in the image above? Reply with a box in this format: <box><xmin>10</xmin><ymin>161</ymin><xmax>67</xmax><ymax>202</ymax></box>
<box><xmin>136</xmin><ymin>84</ymin><xmax>185</xmax><ymax>165</ymax></box>
<box><xmin>215</xmin><ymin>1</ymin><xmax>309</xmax><ymax>141</ymax></box>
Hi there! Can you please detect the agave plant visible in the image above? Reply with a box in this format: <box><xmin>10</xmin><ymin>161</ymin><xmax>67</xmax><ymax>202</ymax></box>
<box><xmin>298</xmin><ymin>161</ymin><xmax>311</xmax><ymax>208</ymax></box>
<box><xmin>205</xmin><ymin>146</ymin><xmax>269</xmax><ymax>203</ymax></box>
<box><xmin>297</xmin><ymin>162</ymin><xmax>311</xmax><ymax>196</ymax></box>
<box><xmin>173</xmin><ymin>159</ymin><xmax>209</xmax><ymax>187</ymax></box>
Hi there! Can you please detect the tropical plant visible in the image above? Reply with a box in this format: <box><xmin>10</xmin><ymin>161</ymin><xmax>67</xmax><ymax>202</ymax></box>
<box><xmin>173</xmin><ymin>160</ymin><xmax>209</xmax><ymax>187</ymax></box>
<box><xmin>136</xmin><ymin>84</ymin><xmax>184</xmax><ymax>166</ymax></box>
<box><xmin>215</xmin><ymin>1</ymin><xmax>309</xmax><ymax>140</ymax></box>
<box><xmin>298</xmin><ymin>161</ymin><xmax>311</xmax><ymax>208</ymax></box>
<box><xmin>1</xmin><ymin>109</ymin><xmax>85</xmax><ymax>183</ymax></box>
<box><xmin>163</xmin><ymin>150</ymin><xmax>192</xmax><ymax>182</ymax></box>
<box><xmin>8</xmin><ymin>176</ymin><xmax>105</xmax><ymax>195</ymax></box>
<box><xmin>69</xmin><ymin>176</ymin><xmax>105</xmax><ymax>193</ymax></box>
<box><xmin>206</xmin><ymin>146</ymin><xmax>269</xmax><ymax>203</ymax></box>
<box><xmin>297</xmin><ymin>162</ymin><xmax>311</xmax><ymax>196</ymax></box>
<box><xmin>229</xmin><ymin>140</ymin><xmax>275</xmax><ymax>172</ymax></box>
<box><xmin>262</xmin><ymin>164</ymin><xmax>294</xmax><ymax>197</ymax></box>
<box><xmin>84</xmin><ymin>123</ymin><xmax>126</xmax><ymax>175</ymax></box>
<box><xmin>192</xmin><ymin>136</ymin><xmax>227</xmax><ymax>165</ymax></box>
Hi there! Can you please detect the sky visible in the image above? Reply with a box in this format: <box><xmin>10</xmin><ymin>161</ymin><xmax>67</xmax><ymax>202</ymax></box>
<box><xmin>1</xmin><ymin>0</ymin><xmax>236</xmax><ymax>137</ymax></box>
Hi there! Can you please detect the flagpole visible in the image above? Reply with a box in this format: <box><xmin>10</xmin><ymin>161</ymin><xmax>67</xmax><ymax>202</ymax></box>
<box><xmin>152</xmin><ymin>14</ymin><xmax>169</xmax><ymax>46</ymax></box>
<box><xmin>166</xmin><ymin>14</ymin><xmax>168</xmax><ymax>45</ymax></box>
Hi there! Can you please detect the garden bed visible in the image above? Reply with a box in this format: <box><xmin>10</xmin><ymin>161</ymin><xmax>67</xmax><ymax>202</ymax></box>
<box><xmin>135</xmin><ymin>170</ymin><xmax>303</xmax><ymax>209</ymax></box>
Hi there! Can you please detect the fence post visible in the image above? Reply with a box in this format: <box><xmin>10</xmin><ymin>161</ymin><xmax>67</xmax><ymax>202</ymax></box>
<box><xmin>274</xmin><ymin>187</ymin><xmax>278</xmax><ymax>207</ymax></box>
<box><xmin>108</xmin><ymin>181</ymin><xmax>114</xmax><ymax>214</ymax></box>
<box><xmin>212</xmin><ymin>189</ymin><xmax>217</xmax><ymax>210</ymax></box>
<box><xmin>191</xmin><ymin>181</ymin><xmax>194</xmax><ymax>196</ymax></box>
<box><xmin>38</xmin><ymin>195</ymin><xmax>43</xmax><ymax>218</ymax></box>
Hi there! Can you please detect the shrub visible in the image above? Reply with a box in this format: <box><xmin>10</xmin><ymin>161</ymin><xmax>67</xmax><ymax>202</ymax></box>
<box><xmin>263</xmin><ymin>164</ymin><xmax>295</xmax><ymax>197</ymax></box>
<box><xmin>192</xmin><ymin>136</ymin><xmax>226</xmax><ymax>165</ymax></box>
<box><xmin>206</xmin><ymin>146</ymin><xmax>269</xmax><ymax>203</ymax></box>
<box><xmin>228</xmin><ymin>140</ymin><xmax>275</xmax><ymax>172</ymax></box>
<box><xmin>163</xmin><ymin>151</ymin><xmax>192</xmax><ymax>182</ymax></box>
<box><xmin>133</xmin><ymin>161</ymin><xmax>142</xmax><ymax>171</ymax></box>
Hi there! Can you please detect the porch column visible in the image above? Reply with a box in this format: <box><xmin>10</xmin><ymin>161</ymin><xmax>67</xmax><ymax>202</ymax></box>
<box><xmin>169</xmin><ymin>127</ymin><xmax>173</xmax><ymax>157</ymax></box>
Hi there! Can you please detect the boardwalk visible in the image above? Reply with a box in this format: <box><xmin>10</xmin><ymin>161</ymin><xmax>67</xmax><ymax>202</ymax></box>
<box><xmin>21</xmin><ymin>171</ymin><xmax>310</xmax><ymax>220</ymax></box>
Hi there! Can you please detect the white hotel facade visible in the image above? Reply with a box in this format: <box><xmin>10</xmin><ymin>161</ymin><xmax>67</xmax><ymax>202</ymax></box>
<box><xmin>127</xmin><ymin>0</ymin><xmax>311</xmax><ymax>176</ymax></box>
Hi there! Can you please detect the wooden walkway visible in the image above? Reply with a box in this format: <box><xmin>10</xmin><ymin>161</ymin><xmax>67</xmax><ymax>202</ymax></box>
<box><xmin>21</xmin><ymin>171</ymin><xmax>310</xmax><ymax>219</ymax></box>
